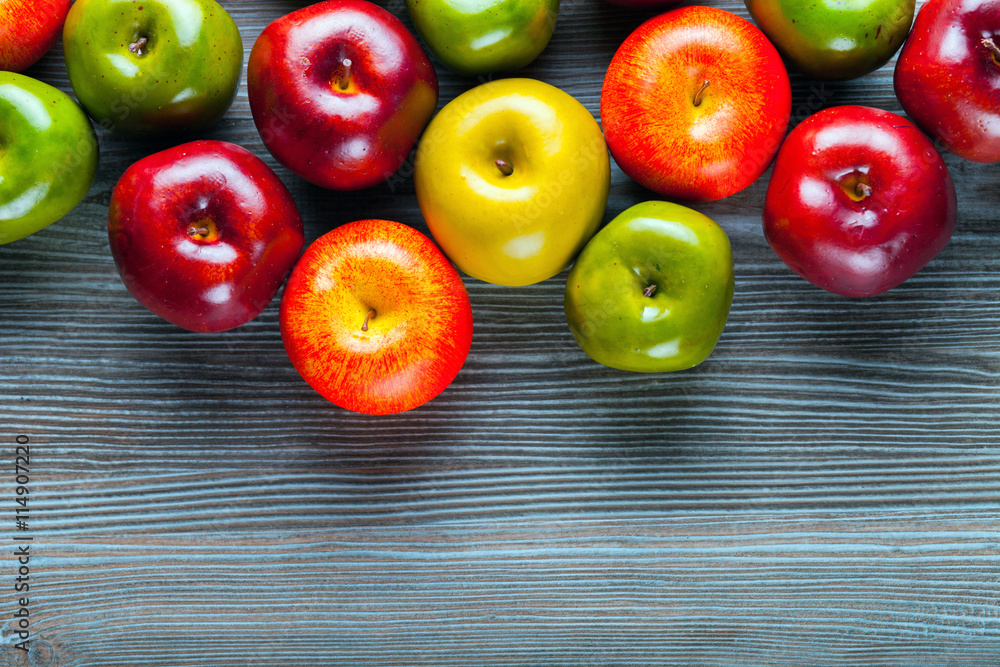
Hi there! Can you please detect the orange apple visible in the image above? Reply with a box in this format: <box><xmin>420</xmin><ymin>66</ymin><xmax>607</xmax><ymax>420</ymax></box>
<box><xmin>0</xmin><ymin>0</ymin><xmax>70</xmax><ymax>72</ymax></box>
<box><xmin>601</xmin><ymin>6</ymin><xmax>791</xmax><ymax>202</ymax></box>
<box><xmin>280</xmin><ymin>219</ymin><xmax>473</xmax><ymax>415</ymax></box>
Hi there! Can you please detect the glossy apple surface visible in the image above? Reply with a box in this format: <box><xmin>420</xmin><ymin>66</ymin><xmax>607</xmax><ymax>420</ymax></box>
<box><xmin>414</xmin><ymin>78</ymin><xmax>610</xmax><ymax>286</ymax></box>
<box><xmin>601</xmin><ymin>6</ymin><xmax>791</xmax><ymax>202</ymax></box>
<box><xmin>745</xmin><ymin>0</ymin><xmax>915</xmax><ymax>80</ymax></box>
<box><xmin>63</xmin><ymin>0</ymin><xmax>243</xmax><ymax>135</ymax></box>
<box><xmin>248</xmin><ymin>0</ymin><xmax>438</xmax><ymax>191</ymax></box>
<box><xmin>109</xmin><ymin>141</ymin><xmax>305</xmax><ymax>332</ymax></box>
<box><xmin>763</xmin><ymin>106</ymin><xmax>957</xmax><ymax>298</ymax></box>
<box><xmin>0</xmin><ymin>72</ymin><xmax>98</xmax><ymax>245</ymax></box>
<box><xmin>0</xmin><ymin>0</ymin><xmax>70</xmax><ymax>71</ymax></box>
<box><xmin>406</xmin><ymin>0</ymin><xmax>559</xmax><ymax>76</ymax></box>
<box><xmin>894</xmin><ymin>0</ymin><xmax>1000</xmax><ymax>162</ymax></box>
<box><xmin>280</xmin><ymin>219</ymin><xmax>473</xmax><ymax>415</ymax></box>
<box><xmin>565</xmin><ymin>201</ymin><xmax>734</xmax><ymax>373</ymax></box>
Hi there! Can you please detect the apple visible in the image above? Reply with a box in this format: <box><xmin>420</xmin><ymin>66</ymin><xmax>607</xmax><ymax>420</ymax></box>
<box><xmin>894</xmin><ymin>0</ymin><xmax>1000</xmax><ymax>162</ymax></box>
<box><xmin>763</xmin><ymin>106</ymin><xmax>956</xmax><ymax>298</ymax></box>
<box><xmin>745</xmin><ymin>0</ymin><xmax>915</xmax><ymax>80</ymax></box>
<box><xmin>62</xmin><ymin>0</ymin><xmax>243</xmax><ymax>135</ymax></box>
<box><xmin>601</xmin><ymin>6</ymin><xmax>791</xmax><ymax>202</ymax></box>
<box><xmin>0</xmin><ymin>0</ymin><xmax>70</xmax><ymax>72</ymax></box>
<box><xmin>406</xmin><ymin>0</ymin><xmax>559</xmax><ymax>77</ymax></box>
<box><xmin>565</xmin><ymin>201</ymin><xmax>734</xmax><ymax>373</ymax></box>
<box><xmin>280</xmin><ymin>219</ymin><xmax>473</xmax><ymax>416</ymax></box>
<box><xmin>0</xmin><ymin>72</ymin><xmax>98</xmax><ymax>245</ymax></box>
<box><xmin>108</xmin><ymin>141</ymin><xmax>305</xmax><ymax>332</ymax></box>
<box><xmin>248</xmin><ymin>0</ymin><xmax>438</xmax><ymax>191</ymax></box>
<box><xmin>414</xmin><ymin>78</ymin><xmax>610</xmax><ymax>287</ymax></box>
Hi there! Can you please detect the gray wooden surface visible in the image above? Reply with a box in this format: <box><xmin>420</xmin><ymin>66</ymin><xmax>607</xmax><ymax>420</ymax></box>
<box><xmin>2</xmin><ymin>0</ymin><xmax>999</xmax><ymax>665</ymax></box>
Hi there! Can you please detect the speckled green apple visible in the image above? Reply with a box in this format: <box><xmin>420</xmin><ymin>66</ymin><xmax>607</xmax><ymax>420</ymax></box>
<box><xmin>745</xmin><ymin>0</ymin><xmax>914</xmax><ymax>80</ymax></box>
<box><xmin>62</xmin><ymin>0</ymin><xmax>243</xmax><ymax>135</ymax></box>
<box><xmin>406</xmin><ymin>0</ymin><xmax>559</xmax><ymax>76</ymax></box>
<box><xmin>0</xmin><ymin>72</ymin><xmax>98</xmax><ymax>245</ymax></box>
<box><xmin>565</xmin><ymin>201</ymin><xmax>734</xmax><ymax>373</ymax></box>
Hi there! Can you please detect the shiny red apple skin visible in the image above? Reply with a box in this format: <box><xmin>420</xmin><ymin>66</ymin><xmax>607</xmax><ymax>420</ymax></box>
<box><xmin>763</xmin><ymin>106</ymin><xmax>957</xmax><ymax>298</ymax></box>
<box><xmin>247</xmin><ymin>0</ymin><xmax>438</xmax><ymax>191</ymax></box>
<box><xmin>601</xmin><ymin>6</ymin><xmax>791</xmax><ymax>202</ymax></box>
<box><xmin>280</xmin><ymin>219</ymin><xmax>473</xmax><ymax>416</ymax></box>
<box><xmin>0</xmin><ymin>0</ymin><xmax>70</xmax><ymax>71</ymax></box>
<box><xmin>109</xmin><ymin>141</ymin><xmax>305</xmax><ymax>333</ymax></box>
<box><xmin>894</xmin><ymin>0</ymin><xmax>1000</xmax><ymax>162</ymax></box>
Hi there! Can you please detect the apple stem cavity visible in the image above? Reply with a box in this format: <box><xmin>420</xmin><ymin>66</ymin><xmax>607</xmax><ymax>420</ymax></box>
<box><xmin>643</xmin><ymin>284</ymin><xmax>657</xmax><ymax>298</ymax></box>
<box><xmin>361</xmin><ymin>308</ymin><xmax>376</xmax><ymax>332</ymax></box>
<box><xmin>338</xmin><ymin>59</ymin><xmax>353</xmax><ymax>90</ymax></box>
<box><xmin>495</xmin><ymin>159</ymin><xmax>514</xmax><ymax>176</ymax></box>
<box><xmin>984</xmin><ymin>37</ymin><xmax>1000</xmax><ymax>64</ymax></box>
<box><xmin>693</xmin><ymin>80</ymin><xmax>710</xmax><ymax>107</ymax></box>
<box><xmin>129</xmin><ymin>36</ymin><xmax>149</xmax><ymax>57</ymax></box>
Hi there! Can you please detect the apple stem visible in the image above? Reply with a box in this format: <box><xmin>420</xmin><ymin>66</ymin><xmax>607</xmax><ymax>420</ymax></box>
<box><xmin>643</xmin><ymin>284</ymin><xmax>657</xmax><ymax>298</ymax></box>
<box><xmin>129</xmin><ymin>36</ymin><xmax>148</xmax><ymax>57</ymax></box>
<box><xmin>495</xmin><ymin>159</ymin><xmax>514</xmax><ymax>176</ymax></box>
<box><xmin>984</xmin><ymin>37</ymin><xmax>1000</xmax><ymax>63</ymax></box>
<box><xmin>187</xmin><ymin>226</ymin><xmax>210</xmax><ymax>238</ymax></box>
<box><xmin>361</xmin><ymin>308</ymin><xmax>376</xmax><ymax>332</ymax></box>
<box><xmin>855</xmin><ymin>182</ymin><xmax>873</xmax><ymax>199</ymax></box>
<box><xmin>693</xmin><ymin>80</ymin><xmax>710</xmax><ymax>107</ymax></box>
<box><xmin>338</xmin><ymin>59</ymin><xmax>352</xmax><ymax>90</ymax></box>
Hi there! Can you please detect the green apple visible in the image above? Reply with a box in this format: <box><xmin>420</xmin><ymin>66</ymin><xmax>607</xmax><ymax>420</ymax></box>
<box><xmin>0</xmin><ymin>72</ymin><xmax>99</xmax><ymax>245</ymax></box>
<box><xmin>406</xmin><ymin>0</ymin><xmax>559</xmax><ymax>77</ymax></box>
<box><xmin>414</xmin><ymin>77</ymin><xmax>610</xmax><ymax>287</ymax></box>
<box><xmin>62</xmin><ymin>0</ymin><xmax>243</xmax><ymax>135</ymax></box>
<box><xmin>565</xmin><ymin>201</ymin><xmax>734</xmax><ymax>373</ymax></box>
<box><xmin>745</xmin><ymin>0</ymin><xmax>915</xmax><ymax>80</ymax></box>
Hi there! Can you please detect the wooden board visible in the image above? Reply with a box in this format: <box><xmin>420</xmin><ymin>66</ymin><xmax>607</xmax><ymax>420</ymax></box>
<box><xmin>2</xmin><ymin>0</ymin><xmax>999</xmax><ymax>664</ymax></box>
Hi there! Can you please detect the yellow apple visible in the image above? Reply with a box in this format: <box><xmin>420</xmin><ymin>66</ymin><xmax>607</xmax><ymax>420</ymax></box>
<box><xmin>414</xmin><ymin>78</ymin><xmax>610</xmax><ymax>286</ymax></box>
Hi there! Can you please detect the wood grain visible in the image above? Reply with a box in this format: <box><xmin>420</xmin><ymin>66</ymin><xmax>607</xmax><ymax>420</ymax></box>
<box><xmin>1</xmin><ymin>0</ymin><xmax>999</xmax><ymax>664</ymax></box>
<box><xmin>14</xmin><ymin>513</ymin><xmax>1000</xmax><ymax>666</ymax></box>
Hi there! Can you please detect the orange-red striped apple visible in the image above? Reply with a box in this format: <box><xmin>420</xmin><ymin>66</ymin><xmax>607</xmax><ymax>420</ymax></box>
<box><xmin>601</xmin><ymin>6</ymin><xmax>791</xmax><ymax>202</ymax></box>
<box><xmin>0</xmin><ymin>0</ymin><xmax>70</xmax><ymax>72</ymax></box>
<box><xmin>280</xmin><ymin>220</ymin><xmax>473</xmax><ymax>415</ymax></box>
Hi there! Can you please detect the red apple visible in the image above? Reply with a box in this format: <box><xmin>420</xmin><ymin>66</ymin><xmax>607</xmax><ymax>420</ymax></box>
<box><xmin>109</xmin><ymin>140</ymin><xmax>305</xmax><ymax>333</ymax></box>
<box><xmin>894</xmin><ymin>0</ymin><xmax>1000</xmax><ymax>163</ymax></box>
<box><xmin>280</xmin><ymin>219</ymin><xmax>473</xmax><ymax>416</ymax></box>
<box><xmin>247</xmin><ymin>0</ymin><xmax>438</xmax><ymax>191</ymax></box>
<box><xmin>763</xmin><ymin>106</ymin><xmax>957</xmax><ymax>298</ymax></box>
<box><xmin>0</xmin><ymin>0</ymin><xmax>70</xmax><ymax>72</ymax></box>
<box><xmin>601</xmin><ymin>6</ymin><xmax>791</xmax><ymax>202</ymax></box>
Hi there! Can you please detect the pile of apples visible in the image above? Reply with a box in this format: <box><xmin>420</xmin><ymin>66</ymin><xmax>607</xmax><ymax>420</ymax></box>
<box><xmin>1</xmin><ymin>0</ymin><xmax>997</xmax><ymax>414</ymax></box>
